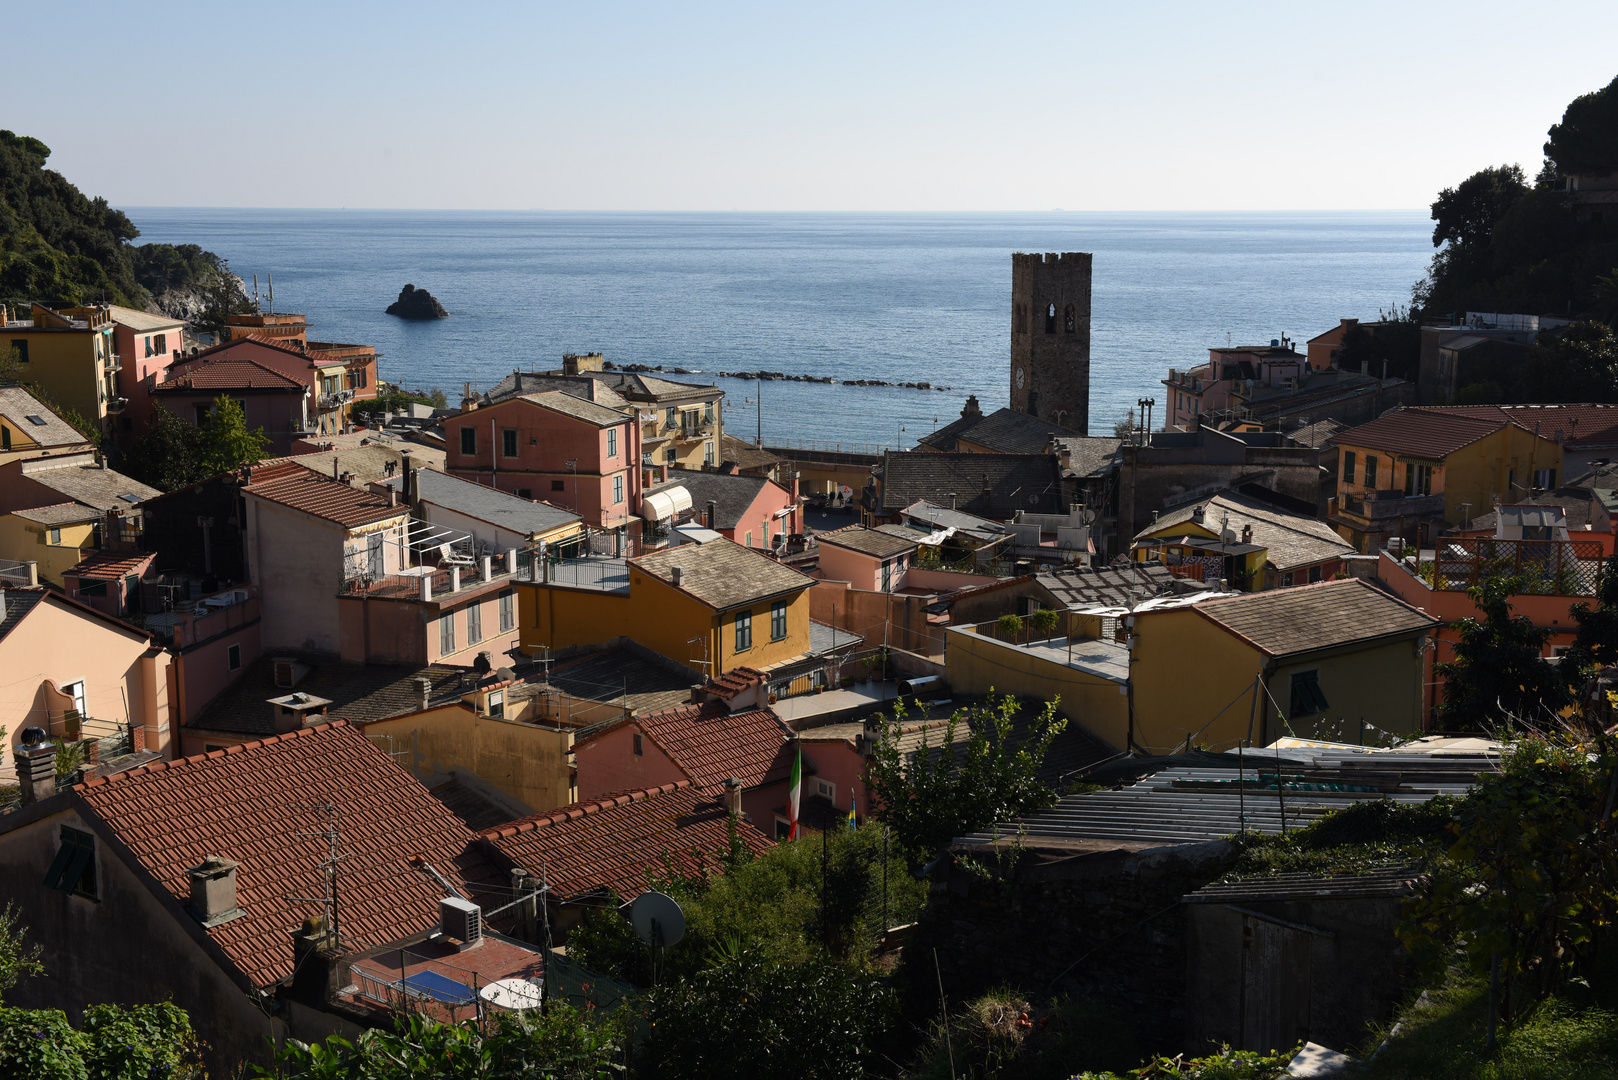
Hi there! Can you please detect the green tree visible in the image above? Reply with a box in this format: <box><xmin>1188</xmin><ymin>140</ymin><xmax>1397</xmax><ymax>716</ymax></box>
<box><xmin>1435</xmin><ymin>575</ymin><xmax>1571</xmax><ymax>728</ymax></box>
<box><xmin>1334</xmin><ymin>306</ymin><xmax>1422</xmax><ymax>382</ymax></box>
<box><xmin>638</xmin><ymin>941</ymin><xmax>897</xmax><ymax>1080</ymax></box>
<box><xmin>259</xmin><ymin>1006</ymin><xmax>625</xmax><ymax>1080</ymax></box>
<box><xmin>996</xmin><ymin>613</ymin><xmax>1023</xmax><ymax>644</ymax></box>
<box><xmin>197</xmin><ymin>394</ymin><xmax>269</xmax><ymax>477</ymax></box>
<box><xmin>1564</xmin><ymin>553</ymin><xmax>1618</xmax><ymax>691</ymax></box>
<box><xmin>0</xmin><ymin>1002</ymin><xmax>205</xmax><ymax>1080</ymax></box>
<box><xmin>0</xmin><ymin>902</ymin><xmax>43</xmax><ymax>1001</ymax></box>
<box><xmin>1430</xmin><ymin>164</ymin><xmax>1528</xmax><ymax>252</ymax></box>
<box><xmin>1516</xmin><ymin>321</ymin><xmax>1618</xmax><ymax>403</ymax></box>
<box><xmin>864</xmin><ymin>692</ymin><xmax>1066</xmax><ymax>863</ymax></box>
<box><xmin>1545</xmin><ymin>74</ymin><xmax>1618</xmax><ymax>176</ymax></box>
<box><xmin>120</xmin><ymin>404</ymin><xmax>207</xmax><ymax>492</ymax></box>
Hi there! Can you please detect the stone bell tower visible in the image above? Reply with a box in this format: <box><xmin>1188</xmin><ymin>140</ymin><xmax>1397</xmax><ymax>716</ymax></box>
<box><xmin>1009</xmin><ymin>252</ymin><xmax>1092</xmax><ymax>434</ymax></box>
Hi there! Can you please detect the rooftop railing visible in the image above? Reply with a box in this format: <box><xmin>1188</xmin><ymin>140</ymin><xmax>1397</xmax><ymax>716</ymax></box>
<box><xmin>1391</xmin><ymin>536</ymin><xmax>1605</xmax><ymax>597</ymax></box>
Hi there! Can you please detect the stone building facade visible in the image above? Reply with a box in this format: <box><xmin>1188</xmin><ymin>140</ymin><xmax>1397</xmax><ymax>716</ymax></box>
<box><xmin>1010</xmin><ymin>252</ymin><xmax>1092</xmax><ymax>435</ymax></box>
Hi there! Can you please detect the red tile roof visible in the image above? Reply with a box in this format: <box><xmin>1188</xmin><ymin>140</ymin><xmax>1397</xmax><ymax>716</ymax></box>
<box><xmin>481</xmin><ymin>780</ymin><xmax>772</xmax><ymax>900</ymax></box>
<box><xmin>75</xmin><ymin>722</ymin><xmax>501</xmax><ymax>989</ymax></box>
<box><xmin>63</xmin><ymin>550</ymin><xmax>155</xmax><ymax>580</ymax></box>
<box><xmin>1423</xmin><ymin>404</ymin><xmax>1618</xmax><ymax>448</ymax></box>
<box><xmin>154</xmin><ymin>355</ymin><xmax>305</xmax><ymax>393</ymax></box>
<box><xmin>702</xmin><ymin>666</ymin><xmax>766</xmax><ymax>701</ymax></box>
<box><xmin>578</xmin><ymin>704</ymin><xmax>794</xmax><ymax>789</ymax></box>
<box><xmin>1334</xmin><ymin>408</ymin><xmax>1512</xmax><ymax>459</ymax></box>
<box><xmin>243</xmin><ymin>460</ymin><xmax>405</xmax><ymax>528</ymax></box>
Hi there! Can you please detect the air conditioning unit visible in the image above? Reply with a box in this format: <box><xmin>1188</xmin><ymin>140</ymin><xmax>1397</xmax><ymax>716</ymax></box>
<box><xmin>440</xmin><ymin>897</ymin><xmax>482</xmax><ymax>946</ymax></box>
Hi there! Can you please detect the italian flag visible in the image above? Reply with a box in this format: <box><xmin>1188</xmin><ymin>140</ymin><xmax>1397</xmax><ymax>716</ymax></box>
<box><xmin>786</xmin><ymin>741</ymin><xmax>802</xmax><ymax>840</ymax></box>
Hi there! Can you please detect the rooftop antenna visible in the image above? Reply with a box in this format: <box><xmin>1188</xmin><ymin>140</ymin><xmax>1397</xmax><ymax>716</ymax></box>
<box><xmin>267</xmin><ymin>272</ymin><xmax>274</xmax><ymax>315</ymax></box>
<box><xmin>286</xmin><ymin>803</ymin><xmax>349</xmax><ymax>948</ymax></box>
<box><xmin>253</xmin><ymin>274</ymin><xmax>260</xmax><ymax>310</ymax></box>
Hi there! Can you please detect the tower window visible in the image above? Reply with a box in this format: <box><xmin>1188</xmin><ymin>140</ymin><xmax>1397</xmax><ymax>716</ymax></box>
<box><xmin>1045</xmin><ymin>304</ymin><xmax>1057</xmax><ymax>334</ymax></box>
<box><xmin>1064</xmin><ymin>304</ymin><xmax>1076</xmax><ymax>333</ymax></box>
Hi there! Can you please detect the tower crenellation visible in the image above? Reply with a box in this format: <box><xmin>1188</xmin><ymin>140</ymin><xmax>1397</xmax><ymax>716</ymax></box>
<box><xmin>1010</xmin><ymin>251</ymin><xmax>1092</xmax><ymax>434</ymax></box>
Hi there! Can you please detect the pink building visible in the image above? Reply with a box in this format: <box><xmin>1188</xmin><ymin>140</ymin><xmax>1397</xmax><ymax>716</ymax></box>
<box><xmin>150</xmin><ymin>351</ymin><xmax>310</xmax><ymax>454</ymax></box>
<box><xmin>105</xmin><ymin>305</ymin><xmax>189</xmax><ymax>444</ymax></box>
<box><xmin>814</xmin><ymin>525</ymin><xmax>919</xmax><ymax>592</ymax></box>
<box><xmin>1162</xmin><ymin>339</ymin><xmax>1308</xmax><ymax>430</ymax></box>
<box><xmin>447</xmin><ymin>393</ymin><xmax>641</xmax><ymax>539</ymax></box>
<box><xmin>166</xmin><ymin>336</ymin><xmax>377</xmax><ymax>439</ymax></box>
<box><xmin>645</xmin><ymin>466</ymin><xmax>801</xmax><ymax>550</ymax></box>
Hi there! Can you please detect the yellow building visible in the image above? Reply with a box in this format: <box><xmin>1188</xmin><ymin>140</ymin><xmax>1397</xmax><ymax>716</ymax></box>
<box><xmin>0</xmin><ymin>305</ymin><xmax>121</xmax><ymax>434</ymax></box>
<box><xmin>358</xmin><ymin>698</ymin><xmax>576</xmax><ymax>816</ymax></box>
<box><xmin>0</xmin><ymin>385</ymin><xmax>93</xmax><ymax>466</ymax></box>
<box><xmin>946</xmin><ymin>579</ymin><xmax>1435</xmax><ymax>753</ymax></box>
<box><xmin>1132</xmin><ymin>490</ymin><xmax>1354</xmax><ymax>590</ymax></box>
<box><xmin>520</xmin><ymin>537</ymin><xmax>815</xmax><ymax>679</ymax></box>
<box><xmin>0</xmin><ymin>504</ymin><xmax>101</xmax><ymax>582</ymax></box>
<box><xmin>1329</xmin><ymin>406</ymin><xmax>1564</xmax><ymax>553</ymax></box>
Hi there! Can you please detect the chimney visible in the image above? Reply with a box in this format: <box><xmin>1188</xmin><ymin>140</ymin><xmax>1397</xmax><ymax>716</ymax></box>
<box><xmin>1044</xmin><ymin>432</ymin><xmax>1057</xmax><ymax>455</ymax></box>
<box><xmin>961</xmin><ymin>395</ymin><xmax>982</xmax><ymax>420</ymax></box>
<box><xmin>15</xmin><ymin>736</ymin><xmax>56</xmax><ymax>805</ymax></box>
<box><xmin>388</xmin><ymin>487</ymin><xmax>398</xmax><ymax>507</ymax></box>
<box><xmin>332</xmin><ymin>458</ymin><xmax>339</xmax><ymax>480</ymax></box>
<box><xmin>861</xmin><ymin>715</ymin><xmax>881</xmax><ymax>757</ymax></box>
<box><xmin>1241</xmin><ymin>524</ymin><xmax>1253</xmax><ymax>545</ymax></box>
<box><xmin>722</xmin><ymin>777</ymin><xmax>743</xmax><ymax>816</ymax></box>
<box><xmin>416</xmin><ymin>676</ymin><xmax>431</xmax><ymax>711</ymax></box>
<box><xmin>420</xmin><ymin>574</ymin><xmax>433</xmax><ymax>602</ymax></box>
<box><xmin>690</xmin><ymin>682</ymin><xmax>707</xmax><ymax>704</ymax></box>
<box><xmin>707</xmin><ymin>501</ymin><xmax>718</xmax><ymax>530</ymax></box>
<box><xmin>671</xmin><ymin>565</ymin><xmax>684</xmax><ymax>587</ymax></box>
<box><xmin>1361</xmin><ymin>361</ymin><xmax>1369</xmax><ymax>376</ymax></box>
<box><xmin>187</xmin><ymin>855</ymin><xmax>242</xmax><ymax>925</ymax></box>
<box><xmin>1192</xmin><ymin>505</ymin><xmax>1206</xmax><ymax>524</ymax></box>
<box><xmin>288</xmin><ymin>916</ymin><xmax>344</xmax><ymax>1005</ymax></box>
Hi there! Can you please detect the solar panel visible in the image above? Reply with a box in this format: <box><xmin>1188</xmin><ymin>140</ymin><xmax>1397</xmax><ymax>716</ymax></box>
<box><xmin>117</xmin><ymin>494</ymin><xmax>140</xmax><ymax>503</ymax></box>
<box><xmin>402</xmin><ymin>969</ymin><xmax>476</xmax><ymax>1006</ymax></box>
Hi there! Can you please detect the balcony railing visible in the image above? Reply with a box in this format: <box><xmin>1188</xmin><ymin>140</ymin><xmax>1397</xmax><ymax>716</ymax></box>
<box><xmin>1337</xmin><ymin>490</ymin><xmax>1447</xmax><ymax>522</ymax></box>
<box><xmin>319</xmin><ymin>388</ymin><xmax>356</xmax><ymax>411</ymax></box>
<box><xmin>1397</xmin><ymin>536</ymin><xmax>1605</xmax><ymax>597</ymax></box>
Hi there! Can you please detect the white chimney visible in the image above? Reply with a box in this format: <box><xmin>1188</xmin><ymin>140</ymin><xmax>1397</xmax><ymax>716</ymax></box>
<box><xmin>671</xmin><ymin>565</ymin><xmax>684</xmax><ymax>587</ymax></box>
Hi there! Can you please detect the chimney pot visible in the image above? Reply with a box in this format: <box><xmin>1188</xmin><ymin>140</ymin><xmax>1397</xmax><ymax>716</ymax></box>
<box><xmin>15</xmin><ymin>740</ymin><xmax>57</xmax><ymax>805</ymax></box>
<box><xmin>722</xmin><ymin>777</ymin><xmax>743</xmax><ymax>816</ymax></box>
<box><xmin>671</xmin><ymin>565</ymin><xmax>684</xmax><ymax>586</ymax></box>
<box><xmin>187</xmin><ymin>855</ymin><xmax>241</xmax><ymax>924</ymax></box>
<box><xmin>707</xmin><ymin>501</ymin><xmax>718</xmax><ymax>530</ymax></box>
<box><xmin>415</xmin><ymin>676</ymin><xmax>431</xmax><ymax>711</ymax></box>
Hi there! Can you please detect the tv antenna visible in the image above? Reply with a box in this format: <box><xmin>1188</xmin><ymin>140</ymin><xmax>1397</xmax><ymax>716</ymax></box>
<box><xmin>285</xmin><ymin>803</ymin><xmax>350</xmax><ymax>948</ymax></box>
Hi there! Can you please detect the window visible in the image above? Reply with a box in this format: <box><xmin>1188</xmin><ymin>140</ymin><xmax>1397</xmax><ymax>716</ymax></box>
<box><xmin>1</xmin><ymin>427</ymin><xmax>8</xmax><ymax>450</ymax></box>
<box><xmin>466</xmin><ymin>602</ymin><xmax>482</xmax><ymax>644</ymax></box>
<box><xmin>1404</xmin><ymin>463</ymin><xmax>1433</xmax><ymax>497</ymax></box>
<box><xmin>606</xmin><ymin>429</ymin><xmax>618</xmax><ymax>458</ymax></box>
<box><xmin>1289</xmin><ymin>670</ymin><xmax>1329</xmax><ymax>718</ymax></box>
<box><xmin>552</xmin><ymin>480</ymin><xmax>565</xmax><ymax>492</ymax></box>
<box><xmin>665</xmin><ymin>406</ymin><xmax>677</xmax><ymax>428</ymax></box>
<box><xmin>771</xmin><ymin>600</ymin><xmax>787</xmax><ymax>640</ymax></box>
<box><xmin>502</xmin><ymin>428</ymin><xmax>518</xmax><ymax>457</ymax></box>
<box><xmin>43</xmin><ymin>826</ymin><xmax>97</xmax><ymax>898</ymax></box>
<box><xmin>1534</xmin><ymin>468</ymin><xmax>1556</xmax><ymax>490</ymax></box>
<box><xmin>517</xmin><ymin>488</ymin><xmax>531</xmax><ymax>498</ymax></box>
<box><xmin>1280</xmin><ymin>572</ymin><xmax>1294</xmax><ymax>588</ymax></box>
<box><xmin>1342</xmin><ymin>451</ymin><xmax>1356</xmax><ymax>485</ymax></box>
<box><xmin>439</xmin><ymin>612</ymin><xmax>456</xmax><ymax>656</ymax></box>
<box><xmin>881</xmin><ymin>561</ymin><xmax>893</xmax><ymax>592</ymax></box>
<box><xmin>499</xmin><ymin>589</ymin><xmax>515</xmax><ymax>632</ymax></box>
<box><xmin>666</xmin><ymin>448</ymin><xmax>678</xmax><ymax>465</ymax></box>
<box><xmin>11</xmin><ymin>341</ymin><xmax>27</xmax><ymax>364</ymax></box>
<box><xmin>776</xmin><ymin>818</ymin><xmax>792</xmax><ymax>841</ymax></box>
<box><xmin>633</xmin><ymin>733</ymin><xmax>644</xmax><ymax>756</ymax></box>
<box><xmin>63</xmin><ymin>680</ymin><xmax>87</xmax><ymax>718</ymax></box>
<box><xmin>814</xmin><ymin>780</ymin><xmax>836</xmax><ymax>801</ymax></box>
<box><xmin>1044</xmin><ymin>303</ymin><xmax>1057</xmax><ymax>334</ymax></box>
<box><xmin>154</xmin><ymin>332</ymin><xmax>166</xmax><ymax>355</ymax></box>
<box><xmin>1364</xmin><ymin>456</ymin><xmax>1378</xmax><ymax>487</ymax></box>
<box><xmin>1308</xmin><ymin>565</ymin><xmax>1323</xmax><ymax>584</ymax></box>
<box><xmin>48</xmin><ymin>528</ymin><xmax>60</xmax><ymax>546</ymax></box>
<box><xmin>704</xmin><ymin>441</ymin><xmax>715</xmax><ymax>467</ymax></box>
<box><xmin>1064</xmin><ymin>304</ymin><xmax>1076</xmax><ymax>333</ymax></box>
<box><xmin>734</xmin><ymin>611</ymin><xmax>752</xmax><ymax>651</ymax></box>
<box><xmin>746</xmin><ymin>532</ymin><xmax>753</xmax><ymax>547</ymax></box>
<box><xmin>79</xmin><ymin>581</ymin><xmax>107</xmax><ymax>598</ymax></box>
<box><xmin>227</xmin><ymin>644</ymin><xmax>242</xmax><ymax>671</ymax></box>
<box><xmin>488</xmin><ymin>690</ymin><xmax>504</xmax><ymax>720</ymax></box>
<box><xmin>460</xmin><ymin>427</ymin><xmax>477</xmax><ymax>455</ymax></box>
<box><xmin>613</xmin><ymin>474</ymin><xmax>624</xmax><ymax>504</ymax></box>
<box><xmin>703</xmin><ymin>402</ymin><xmax>714</xmax><ymax>423</ymax></box>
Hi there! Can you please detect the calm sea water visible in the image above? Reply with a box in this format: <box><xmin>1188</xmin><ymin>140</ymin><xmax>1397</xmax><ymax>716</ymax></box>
<box><xmin>126</xmin><ymin>210</ymin><xmax>1433</xmax><ymax>447</ymax></box>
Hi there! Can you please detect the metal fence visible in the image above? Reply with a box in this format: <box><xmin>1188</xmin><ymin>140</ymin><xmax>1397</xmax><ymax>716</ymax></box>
<box><xmin>1407</xmin><ymin>537</ymin><xmax>1605</xmax><ymax>596</ymax></box>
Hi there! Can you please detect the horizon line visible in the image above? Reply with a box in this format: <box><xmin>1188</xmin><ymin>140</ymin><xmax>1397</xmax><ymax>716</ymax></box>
<box><xmin>120</xmin><ymin>205</ymin><xmax>1432</xmax><ymax>215</ymax></box>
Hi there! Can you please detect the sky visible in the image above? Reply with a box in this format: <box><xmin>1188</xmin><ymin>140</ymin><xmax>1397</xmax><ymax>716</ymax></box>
<box><xmin>8</xmin><ymin>0</ymin><xmax>1618</xmax><ymax>212</ymax></box>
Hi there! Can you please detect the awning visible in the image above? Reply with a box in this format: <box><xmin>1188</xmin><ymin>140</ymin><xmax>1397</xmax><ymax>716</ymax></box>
<box><xmin>641</xmin><ymin>485</ymin><xmax>693</xmax><ymax>522</ymax></box>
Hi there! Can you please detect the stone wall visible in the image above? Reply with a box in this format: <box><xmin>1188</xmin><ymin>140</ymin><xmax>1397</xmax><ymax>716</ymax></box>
<box><xmin>1010</xmin><ymin>253</ymin><xmax>1092</xmax><ymax>434</ymax></box>
<box><xmin>914</xmin><ymin>837</ymin><xmax>1234</xmax><ymax>1053</ymax></box>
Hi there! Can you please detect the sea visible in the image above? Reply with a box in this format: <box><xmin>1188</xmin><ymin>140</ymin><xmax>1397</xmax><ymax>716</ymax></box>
<box><xmin>126</xmin><ymin>209</ymin><xmax>1434</xmax><ymax>449</ymax></box>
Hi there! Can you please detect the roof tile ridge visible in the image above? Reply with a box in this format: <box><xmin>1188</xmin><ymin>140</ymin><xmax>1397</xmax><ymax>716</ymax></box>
<box><xmin>481</xmin><ymin>779</ymin><xmax>695</xmax><ymax>838</ymax></box>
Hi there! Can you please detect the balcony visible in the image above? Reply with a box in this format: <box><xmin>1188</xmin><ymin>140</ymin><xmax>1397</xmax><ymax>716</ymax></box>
<box><xmin>103</xmin><ymin>353</ymin><xmax>122</xmax><ymax>373</ymax></box>
<box><xmin>1336</xmin><ymin>490</ymin><xmax>1446</xmax><ymax>522</ymax></box>
<box><xmin>319</xmin><ymin>388</ymin><xmax>356</xmax><ymax>411</ymax></box>
<box><xmin>1392</xmin><ymin>536</ymin><xmax>1604</xmax><ymax>597</ymax></box>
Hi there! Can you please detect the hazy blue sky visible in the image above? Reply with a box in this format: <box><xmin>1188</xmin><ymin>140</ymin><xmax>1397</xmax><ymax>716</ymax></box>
<box><xmin>9</xmin><ymin>1</ymin><xmax>1617</xmax><ymax>211</ymax></box>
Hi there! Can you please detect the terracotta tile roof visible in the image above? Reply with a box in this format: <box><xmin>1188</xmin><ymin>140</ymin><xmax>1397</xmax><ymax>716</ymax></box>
<box><xmin>579</xmin><ymin>703</ymin><xmax>794</xmax><ymax>789</ymax></box>
<box><xmin>1423</xmin><ymin>404</ymin><xmax>1618</xmax><ymax>448</ymax></box>
<box><xmin>64</xmin><ymin>550</ymin><xmax>154</xmax><ymax>580</ymax></box>
<box><xmin>817</xmin><ymin>524</ymin><xmax>919</xmax><ymax>559</ymax></box>
<box><xmin>481</xmin><ymin>780</ymin><xmax>772</xmax><ymax>901</ymax></box>
<box><xmin>243</xmin><ymin>460</ymin><xmax>405</xmax><ymax>528</ymax></box>
<box><xmin>75</xmin><ymin>722</ymin><xmax>501</xmax><ymax>989</ymax></box>
<box><xmin>702</xmin><ymin>666</ymin><xmax>766</xmax><ymax>701</ymax></box>
<box><xmin>633</xmin><ymin>537</ymin><xmax>813</xmax><ymax>611</ymax></box>
<box><xmin>154</xmin><ymin>355</ymin><xmax>305</xmax><ymax>393</ymax></box>
<box><xmin>1334</xmin><ymin>407</ymin><xmax>1553</xmax><ymax>460</ymax></box>
<box><xmin>1193</xmin><ymin>578</ymin><xmax>1436</xmax><ymax>658</ymax></box>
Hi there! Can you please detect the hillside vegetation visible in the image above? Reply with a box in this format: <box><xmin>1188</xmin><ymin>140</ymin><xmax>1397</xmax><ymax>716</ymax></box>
<box><xmin>0</xmin><ymin>129</ymin><xmax>244</xmax><ymax>320</ymax></box>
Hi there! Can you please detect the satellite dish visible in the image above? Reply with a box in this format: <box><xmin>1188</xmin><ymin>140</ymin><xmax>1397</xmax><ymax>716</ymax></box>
<box><xmin>481</xmin><ymin>977</ymin><xmax>543</xmax><ymax>1011</ymax></box>
<box><xmin>630</xmin><ymin>890</ymin><xmax>685</xmax><ymax>948</ymax></box>
<box><xmin>1222</xmin><ymin>528</ymin><xmax>1238</xmax><ymax>545</ymax></box>
<box><xmin>495</xmin><ymin>666</ymin><xmax>516</xmax><ymax>683</ymax></box>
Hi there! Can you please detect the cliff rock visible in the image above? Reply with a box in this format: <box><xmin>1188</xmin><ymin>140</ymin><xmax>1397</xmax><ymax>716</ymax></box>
<box><xmin>386</xmin><ymin>284</ymin><xmax>448</xmax><ymax>320</ymax></box>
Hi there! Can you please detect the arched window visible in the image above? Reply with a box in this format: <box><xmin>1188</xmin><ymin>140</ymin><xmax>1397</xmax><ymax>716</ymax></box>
<box><xmin>1044</xmin><ymin>304</ymin><xmax>1057</xmax><ymax>334</ymax></box>
<box><xmin>1064</xmin><ymin>304</ymin><xmax>1076</xmax><ymax>333</ymax></box>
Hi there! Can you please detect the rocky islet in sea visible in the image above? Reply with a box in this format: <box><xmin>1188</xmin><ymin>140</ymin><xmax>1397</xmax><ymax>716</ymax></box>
<box><xmin>386</xmin><ymin>284</ymin><xmax>449</xmax><ymax>319</ymax></box>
